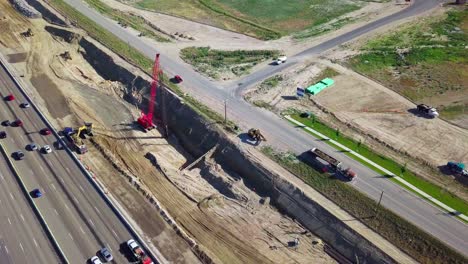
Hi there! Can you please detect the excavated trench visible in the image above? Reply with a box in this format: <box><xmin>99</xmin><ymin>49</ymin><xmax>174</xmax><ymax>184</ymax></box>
<box><xmin>46</xmin><ymin>25</ymin><xmax>396</xmax><ymax>263</ymax></box>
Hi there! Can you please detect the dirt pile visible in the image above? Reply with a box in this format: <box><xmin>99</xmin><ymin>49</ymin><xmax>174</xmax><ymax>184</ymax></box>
<box><xmin>9</xmin><ymin>0</ymin><xmax>41</xmax><ymax>18</ymax></box>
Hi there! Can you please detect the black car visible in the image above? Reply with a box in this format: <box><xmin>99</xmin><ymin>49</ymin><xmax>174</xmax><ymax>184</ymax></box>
<box><xmin>0</xmin><ymin>131</ymin><xmax>6</xmax><ymax>139</ymax></box>
<box><xmin>2</xmin><ymin>120</ymin><xmax>11</xmax><ymax>126</ymax></box>
<box><xmin>13</xmin><ymin>151</ymin><xmax>25</xmax><ymax>160</ymax></box>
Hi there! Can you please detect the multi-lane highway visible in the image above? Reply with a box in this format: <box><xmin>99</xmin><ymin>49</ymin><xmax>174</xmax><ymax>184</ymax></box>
<box><xmin>0</xmin><ymin>61</ymin><xmax>140</xmax><ymax>262</ymax></box>
<box><xmin>0</xmin><ymin>156</ymin><xmax>59</xmax><ymax>263</ymax></box>
<box><xmin>60</xmin><ymin>0</ymin><xmax>468</xmax><ymax>256</ymax></box>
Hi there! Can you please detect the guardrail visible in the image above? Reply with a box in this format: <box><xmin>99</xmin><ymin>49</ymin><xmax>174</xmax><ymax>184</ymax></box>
<box><xmin>0</xmin><ymin>142</ymin><xmax>68</xmax><ymax>263</ymax></box>
<box><xmin>0</xmin><ymin>55</ymin><xmax>161</xmax><ymax>263</ymax></box>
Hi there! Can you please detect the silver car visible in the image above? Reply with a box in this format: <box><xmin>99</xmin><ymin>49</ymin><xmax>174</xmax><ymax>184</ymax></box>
<box><xmin>99</xmin><ymin>247</ymin><xmax>113</xmax><ymax>262</ymax></box>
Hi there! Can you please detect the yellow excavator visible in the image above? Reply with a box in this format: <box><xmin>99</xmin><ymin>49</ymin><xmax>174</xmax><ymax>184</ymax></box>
<box><xmin>68</xmin><ymin>123</ymin><xmax>93</xmax><ymax>154</ymax></box>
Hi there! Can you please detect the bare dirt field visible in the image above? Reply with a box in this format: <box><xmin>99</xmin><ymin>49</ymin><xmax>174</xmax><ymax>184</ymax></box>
<box><xmin>245</xmin><ymin>58</ymin><xmax>468</xmax><ymax>201</ymax></box>
<box><xmin>0</xmin><ymin>1</ymin><xmax>336</xmax><ymax>263</ymax></box>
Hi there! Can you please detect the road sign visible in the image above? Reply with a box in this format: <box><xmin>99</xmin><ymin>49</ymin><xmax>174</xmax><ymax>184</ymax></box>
<box><xmin>297</xmin><ymin>87</ymin><xmax>305</xmax><ymax>97</ymax></box>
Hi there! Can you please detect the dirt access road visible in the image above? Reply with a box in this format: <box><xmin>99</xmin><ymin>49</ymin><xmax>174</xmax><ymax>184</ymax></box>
<box><xmin>0</xmin><ymin>1</ymin><xmax>335</xmax><ymax>263</ymax></box>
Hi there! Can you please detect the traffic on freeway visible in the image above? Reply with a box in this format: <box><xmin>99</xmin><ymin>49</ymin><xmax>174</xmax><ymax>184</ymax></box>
<box><xmin>61</xmin><ymin>0</ymin><xmax>468</xmax><ymax>256</ymax></box>
<box><xmin>0</xmin><ymin>61</ymin><xmax>154</xmax><ymax>263</ymax></box>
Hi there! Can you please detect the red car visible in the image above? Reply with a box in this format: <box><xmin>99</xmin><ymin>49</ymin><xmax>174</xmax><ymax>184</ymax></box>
<box><xmin>13</xmin><ymin>119</ymin><xmax>23</xmax><ymax>127</ymax></box>
<box><xmin>5</xmin><ymin>94</ymin><xmax>15</xmax><ymax>101</ymax></box>
<box><xmin>173</xmin><ymin>75</ymin><xmax>183</xmax><ymax>83</ymax></box>
<box><xmin>41</xmin><ymin>128</ymin><xmax>51</xmax><ymax>135</ymax></box>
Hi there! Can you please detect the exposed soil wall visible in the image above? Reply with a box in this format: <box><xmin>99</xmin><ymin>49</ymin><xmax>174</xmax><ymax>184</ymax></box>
<box><xmin>75</xmin><ymin>29</ymin><xmax>395</xmax><ymax>263</ymax></box>
<box><xmin>25</xmin><ymin>0</ymin><xmax>68</xmax><ymax>26</ymax></box>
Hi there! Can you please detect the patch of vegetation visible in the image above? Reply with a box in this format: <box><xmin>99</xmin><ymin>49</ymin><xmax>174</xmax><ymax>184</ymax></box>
<box><xmin>288</xmin><ymin>113</ymin><xmax>468</xmax><ymax>216</ymax></box>
<box><xmin>348</xmin><ymin>8</ymin><xmax>468</xmax><ymax>104</ymax></box>
<box><xmin>261</xmin><ymin>146</ymin><xmax>467</xmax><ymax>264</ymax></box>
<box><xmin>48</xmin><ymin>0</ymin><xmax>238</xmax><ymax>132</ymax></box>
<box><xmin>440</xmin><ymin>103</ymin><xmax>468</xmax><ymax>120</ymax></box>
<box><xmin>84</xmin><ymin>0</ymin><xmax>171</xmax><ymax>42</ymax></box>
<box><xmin>252</xmin><ymin>100</ymin><xmax>273</xmax><ymax>110</ymax></box>
<box><xmin>261</xmin><ymin>75</ymin><xmax>283</xmax><ymax>88</ymax></box>
<box><xmin>294</xmin><ymin>17</ymin><xmax>357</xmax><ymax>39</ymax></box>
<box><xmin>309</xmin><ymin>67</ymin><xmax>340</xmax><ymax>85</ymax></box>
<box><xmin>134</xmin><ymin>0</ymin><xmax>371</xmax><ymax>39</ymax></box>
<box><xmin>180</xmin><ymin>47</ymin><xmax>279</xmax><ymax>79</ymax></box>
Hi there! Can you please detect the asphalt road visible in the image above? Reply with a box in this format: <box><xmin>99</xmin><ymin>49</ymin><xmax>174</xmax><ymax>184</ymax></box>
<box><xmin>58</xmin><ymin>0</ymin><xmax>467</xmax><ymax>256</ymax></box>
<box><xmin>0</xmin><ymin>63</ymin><xmax>138</xmax><ymax>263</ymax></box>
<box><xmin>0</xmin><ymin>157</ymin><xmax>59</xmax><ymax>263</ymax></box>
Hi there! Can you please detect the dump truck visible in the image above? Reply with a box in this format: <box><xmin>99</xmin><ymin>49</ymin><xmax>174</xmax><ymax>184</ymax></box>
<box><xmin>417</xmin><ymin>104</ymin><xmax>439</xmax><ymax>118</ymax></box>
<box><xmin>62</xmin><ymin>123</ymin><xmax>93</xmax><ymax>154</ymax></box>
<box><xmin>447</xmin><ymin>161</ymin><xmax>468</xmax><ymax>177</ymax></box>
<box><xmin>248</xmin><ymin>128</ymin><xmax>266</xmax><ymax>142</ymax></box>
<box><xmin>309</xmin><ymin>147</ymin><xmax>356</xmax><ymax>180</ymax></box>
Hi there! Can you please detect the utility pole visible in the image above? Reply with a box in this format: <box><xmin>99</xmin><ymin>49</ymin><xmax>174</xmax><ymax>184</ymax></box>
<box><xmin>224</xmin><ymin>99</ymin><xmax>228</xmax><ymax>125</ymax></box>
<box><xmin>374</xmin><ymin>191</ymin><xmax>384</xmax><ymax>218</ymax></box>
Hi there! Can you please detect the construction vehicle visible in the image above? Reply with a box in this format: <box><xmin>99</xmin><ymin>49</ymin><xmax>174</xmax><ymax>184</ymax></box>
<box><xmin>309</xmin><ymin>147</ymin><xmax>356</xmax><ymax>180</ymax></box>
<box><xmin>417</xmin><ymin>104</ymin><xmax>439</xmax><ymax>118</ymax></box>
<box><xmin>63</xmin><ymin>123</ymin><xmax>93</xmax><ymax>154</ymax></box>
<box><xmin>137</xmin><ymin>54</ymin><xmax>162</xmax><ymax>131</ymax></box>
<box><xmin>248</xmin><ymin>128</ymin><xmax>266</xmax><ymax>142</ymax></box>
<box><xmin>21</xmin><ymin>28</ymin><xmax>33</xmax><ymax>37</ymax></box>
<box><xmin>127</xmin><ymin>239</ymin><xmax>153</xmax><ymax>264</ymax></box>
<box><xmin>447</xmin><ymin>161</ymin><xmax>468</xmax><ymax>177</ymax></box>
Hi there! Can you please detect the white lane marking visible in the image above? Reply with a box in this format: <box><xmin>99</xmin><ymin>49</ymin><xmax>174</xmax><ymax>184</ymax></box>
<box><xmin>33</xmin><ymin>238</ymin><xmax>38</xmax><ymax>247</ymax></box>
<box><xmin>19</xmin><ymin>243</ymin><xmax>24</xmax><ymax>252</ymax></box>
<box><xmin>5</xmin><ymin>245</ymin><xmax>8</xmax><ymax>254</ymax></box>
<box><xmin>9</xmin><ymin>192</ymin><xmax>14</xmax><ymax>200</ymax></box>
<box><xmin>88</xmin><ymin>219</ymin><xmax>95</xmax><ymax>227</ymax></box>
<box><xmin>73</xmin><ymin>196</ymin><xmax>79</xmax><ymax>204</ymax></box>
<box><xmin>111</xmin><ymin>229</ymin><xmax>118</xmax><ymax>239</ymax></box>
<box><xmin>54</xmin><ymin>209</ymin><xmax>59</xmax><ymax>215</ymax></box>
<box><xmin>0</xmin><ymin>198</ymin><xmax>2</xmax><ymax>204</ymax></box>
<box><xmin>20</xmin><ymin>214</ymin><xmax>25</xmax><ymax>222</ymax></box>
<box><xmin>68</xmin><ymin>233</ymin><xmax>74</xmax><ymax>241</ymax></box>
<box><xmin>39</xmin><ymin>166</ymin><xmax>46</xmax><ymax>174</ymax></box>
<box><xmin>79</xmin><ymin>226</ymin><xmax>85</xmax><ymax>234</ymax></box>
<box><xmin>50</xmin><ymin>183</ymin><xmax>56</xmax><ymax>191</ymax></box>
<box><xmin>0</xmin><ymin>174</ymin><xmax>4</xmax><ymax>180</ymax></box>
<box><xmin>8</xmin><ymin>218</ymin><xmax>11</xmax><ymax>225</ymax></box>
<box><xmin>64</xmin><ymin>203</ymin><xmax>70</xmax><ymax>211</ymax></box>
<box><xmin>59</xmin><ymin>178</ymin><xmax>65</xmax><ymax>184</ymax></box>
<box><xmin>94</xmin><ymin>206</ymin><xmax>99</xmax><ymax>213</ymax></box>
<box><xmin>79</xmin><ymin>185</ymin><xmax>85</xmax><ymax>192</ymax></box>
<box><xmin>65</xmin><ymin>167</ymin><xmax>71</xmax><ymax>173</ymax></box>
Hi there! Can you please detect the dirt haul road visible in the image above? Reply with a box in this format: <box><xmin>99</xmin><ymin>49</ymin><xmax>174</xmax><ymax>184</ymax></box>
<box><xmin>0</xmin><ymin>2</ymin><xmax>335</xmax><ymax>263</ymax></box>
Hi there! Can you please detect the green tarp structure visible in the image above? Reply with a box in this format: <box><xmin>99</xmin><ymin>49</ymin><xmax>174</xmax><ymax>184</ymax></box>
<box><xmin>305</xmin><ymin>78</ymin><xmax>334</xmax><ymax>95</ymax></box>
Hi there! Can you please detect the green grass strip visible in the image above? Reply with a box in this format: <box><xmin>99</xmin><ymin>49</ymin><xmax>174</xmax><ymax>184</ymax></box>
<box><xmin>287</xmin><ymin>114</ymin><xmax>468</xmax><ymax>217</ymax></box>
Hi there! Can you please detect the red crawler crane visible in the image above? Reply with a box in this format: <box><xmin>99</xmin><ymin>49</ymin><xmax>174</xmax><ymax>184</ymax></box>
<box><xmin>137</xmin><ymin>53</ymin><xmax>162</xmax><ymax>131</ymax></box>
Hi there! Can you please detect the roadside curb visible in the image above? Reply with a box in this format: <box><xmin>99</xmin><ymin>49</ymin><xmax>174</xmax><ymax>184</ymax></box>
<box><xmin>284</xmin><ymin>115</ymin><xmax>468</xmax><ymax>222</ymax></box>
<box><xmin>0</xmin><ymin>142</ymin><xmax>69</xmax><ymax>263</ymax></box>
<box><xmin>0</xmin><ymin>55</ymin><xmax>162</xmax><ymax>264</ymax></box>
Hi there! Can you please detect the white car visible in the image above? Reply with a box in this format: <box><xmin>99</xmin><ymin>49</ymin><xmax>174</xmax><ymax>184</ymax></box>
<box><xmin>20</xmin><ymin>102</ymin><xmax>31</xmax><ymax>108</ymax></box>
<box><xmin>90</xmin><ymin>256</ymin><xmax>102</xmax><ymax>264</ymax></box>
<box><xmin>42</xmin><ymin>145</ymin><xmax>52</xmax><ymax>154</ymax></box>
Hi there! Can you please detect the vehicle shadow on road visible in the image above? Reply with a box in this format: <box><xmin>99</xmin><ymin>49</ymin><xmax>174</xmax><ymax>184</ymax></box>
<box><xmin>238</xmin><ymin>133</ymin><xmax>260</xmax><ymax>146</ymax></box>
<box><xmin>407</xmin><ymin>108</ymin><xmax>433</xmax><ymax>119</ymax></box>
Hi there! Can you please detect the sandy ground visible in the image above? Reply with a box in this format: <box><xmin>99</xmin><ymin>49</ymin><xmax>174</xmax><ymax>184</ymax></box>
<box><xmin>0</xmin><ymin>2</ymin><xmax>335</xmax><ymax>263</ymax></box>
<box><xmin>245</xmin><ymin>57</ymin><xmax>468</xmax><ymax>201</ymax></box>
<box><xmin>99</xmin><ymin>0</ymin><xmax>406</xmax><ymax>82</ymax></box>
